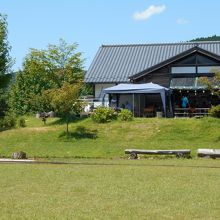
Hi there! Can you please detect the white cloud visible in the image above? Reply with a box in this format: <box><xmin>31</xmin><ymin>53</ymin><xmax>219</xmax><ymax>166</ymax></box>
<box><xmin>133</xmin><ymin>5</ymin><xmax>166</xmax><ymax>21</ymax></box>
<box><xmin>176</xmin><ymin>18</ymin><xmax>189</xmax><ymax>25</ymax></box>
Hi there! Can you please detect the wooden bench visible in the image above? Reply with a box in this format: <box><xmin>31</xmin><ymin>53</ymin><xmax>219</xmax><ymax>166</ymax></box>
<box><xmin>197</xmin><ymin>149</ymin><xmax>220</xmax><ymax>159</ymax></box>
<box><xmin>143</xmin><ymin>106</ymin><xmax>155</xmax><ymax>117</ymax></box>
<box><xmin>125</xmin><ymin>149</ymin><xmax>191</xmax><ymax>159</ymax></box>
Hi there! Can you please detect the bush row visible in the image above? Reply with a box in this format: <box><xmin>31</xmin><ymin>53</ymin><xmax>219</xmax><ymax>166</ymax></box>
<box><xmin>91</xmin><ymin>107</ymin><xmax>133</xmax><ymax>123</ymax></box>
<box><xmin>91</xmin><ymin>104</ymin><xmax>220</xmax><ymax>123</ymax></box>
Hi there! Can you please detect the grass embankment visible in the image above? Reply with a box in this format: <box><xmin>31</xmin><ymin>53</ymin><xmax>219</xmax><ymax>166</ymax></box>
<box><xmin>0</xmin><ymin>117</ymin><xmax>219</xmax><ymax>158</ymax></box>
<box><xmin>1</xmin><ymin>160</ymin><xmax>220</xmax><ymax>220</ymax></box>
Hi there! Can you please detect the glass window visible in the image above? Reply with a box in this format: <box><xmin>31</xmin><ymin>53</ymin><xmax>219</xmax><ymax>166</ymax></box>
<box><xmin>171</xmin><ymin>67</ymin><xmax>196</xmax><ymax>74</ymax></box>
<box><xmin>170</xmin><ymin>78</ymin><xmax>196</xmax><ymax>89</ymax></box>
<box><xmin>196</xmin><ymin>77</ymin><xmax>219</xmax><ymax>89</ymax></box>
<box><xmin>197</xmin><ymin>66</ymin><xmax>220</xmax><ymax>73</ymax></box>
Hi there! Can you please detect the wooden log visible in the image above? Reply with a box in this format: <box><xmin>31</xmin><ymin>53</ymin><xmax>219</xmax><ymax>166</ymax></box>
<box><xmin>125</xmin><ymin>149</ymin><xmax>190</xmax><ymax>155</ymax></box>
<box><xmin>129</xmin><ymin>152</ymin><xmax>138</xmax><ymax>160</ymax></box>
<box><xmin>125</xmin><ymin>149</ymin><xmax>191</xmax><ymax>159</ymax></box>
<box><xmin>197</xmin><ymin>149</ymin><xmax>220</xmax><ymax>159</ymax></box>
<box><xmin>11</xmin><ymin>151</ymin><xmax>27</xmax><ymax>159</ymax></box>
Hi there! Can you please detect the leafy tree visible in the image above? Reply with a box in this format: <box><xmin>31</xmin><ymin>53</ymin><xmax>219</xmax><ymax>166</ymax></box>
<box><xmin>200</xmin><ymin>71</ymin><xmax>220</xmax><ymax>98</ymax></box>
<box><xmin>80</xmin><ymin>83</ymin><xmax>93</xmax><ymax>96</ymax></box>
<box><xmin>46</xmin><ymin>82</ymin><xmax>83</xmax><ymax>133</ymax></box>
<box><xmin>0</xmin><ymin>14</ymin><xmax>12</xmax><ymax>76</ymax></box>
<box><xmin>9</xmin><ymin>39</ymin><xmax>84</xmax><ymax>115</ymax></box>
<box><xmin>0</xmin><ymin>14</ymin><xmax>13</xmax><ymax>116</ymax></box>
<box><xmin>24</xmin><ymin>39</ymin><xmax>84</xmax><ymax>86</ymax></box>
<box><xmin>200</xmin><ymin>71</ymin><xmax>220</xmax><ymax>117</ymax></box>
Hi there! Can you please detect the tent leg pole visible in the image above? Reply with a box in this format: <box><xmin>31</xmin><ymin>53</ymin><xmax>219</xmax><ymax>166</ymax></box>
<box><xmin>102</xmin><ymin>94</ymin><xmax>106</xmax><ymax>106</ymax></box>
<box><xmin>139</xmin><ymin>94</ymin><xmax>140</xmax><ymax>117</ymax></box>
<box><xmin>133</xmin><ymin>93</ymin><xmax>135</xmax><ymax>117</ymax></box>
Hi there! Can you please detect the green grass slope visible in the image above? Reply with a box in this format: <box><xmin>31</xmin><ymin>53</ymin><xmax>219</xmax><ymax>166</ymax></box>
<box><xmin>0</xmin><ymin>117</ymin><xmax>219</xmax><ymax>158</ymax></box>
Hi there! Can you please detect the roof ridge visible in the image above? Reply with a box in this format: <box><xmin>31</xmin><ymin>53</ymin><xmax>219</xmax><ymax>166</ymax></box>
<box><xmin>101</xmin><ymin>41</ymin><xmax>220</xmax><ymax>47</ymax></box>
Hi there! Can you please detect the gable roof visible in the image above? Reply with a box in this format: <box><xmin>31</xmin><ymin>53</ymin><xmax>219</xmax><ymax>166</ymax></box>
<box><xmin>85</xmin><ymin>41</ymin><xmax>220</xmax><ymax>83</ymax></box>
<box><xmin>131</xmin><ymin>46</ymin><xmax>220</xmax><ymax>80</ymax></box>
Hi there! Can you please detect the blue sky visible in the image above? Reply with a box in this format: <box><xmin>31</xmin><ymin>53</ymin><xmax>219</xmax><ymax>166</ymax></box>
<box><xmin>1</xmin><ymin>0</ymin><xmax>220</xmax><ymax>71</ymax></box>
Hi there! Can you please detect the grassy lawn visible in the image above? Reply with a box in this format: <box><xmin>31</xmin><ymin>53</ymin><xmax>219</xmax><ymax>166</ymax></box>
<box><xmin>1</xmin><ymin>117</ymin><xmax>220</xmax><ymax>219</ymax></box>
<box><xmin>0</xmin><ymin>117</ymin><xmax>219</xmax><ymax>158</ymax></box>
<box><xmin>1</xmin><ymin>159</ymin><xmax>220</xmax><ymax>220</ymax></box>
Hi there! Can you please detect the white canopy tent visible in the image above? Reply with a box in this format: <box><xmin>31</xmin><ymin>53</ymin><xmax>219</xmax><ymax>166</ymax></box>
<box><xmin>103</xmin><ymin>83</ymin><xmax>169</xmax><ymax>116</ymax></box>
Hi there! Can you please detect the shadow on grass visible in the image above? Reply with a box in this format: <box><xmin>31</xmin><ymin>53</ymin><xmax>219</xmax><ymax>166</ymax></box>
<box><xmin>0</xmin><ymin>128</ymin><xmax>8</xmax><ymax>132</ymax></box>
<box><xmin>59</xmin><ymin>126</ymin><xmax>98</xmax><ymax>141</ymax></box>
<box><xmin>0</xmin><ymin>127</ymin><xmax>15</xmax><ymax>132</ymax></box>
<box><xmin>48</xmin><ymin>116</ymin><xmax>88</xmax><ymax>126</ymax></box>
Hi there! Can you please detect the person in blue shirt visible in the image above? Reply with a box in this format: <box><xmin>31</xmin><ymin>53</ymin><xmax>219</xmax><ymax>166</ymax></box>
<box><xmin>125</xmin><ymin>101</ymin><xmax>133</xmax><ymax>111</ymax></box>
<box><xmin>181</xmin><ymin>95</ymin><xmax>189</xmax><ymax>108</ymax></box>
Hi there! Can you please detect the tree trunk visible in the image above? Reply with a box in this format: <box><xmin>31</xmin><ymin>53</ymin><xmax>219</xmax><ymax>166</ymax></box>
<box><xmin>66</xmin><ymin>114</ymin><xmax>69</xmax><ymax>134</ymax></box>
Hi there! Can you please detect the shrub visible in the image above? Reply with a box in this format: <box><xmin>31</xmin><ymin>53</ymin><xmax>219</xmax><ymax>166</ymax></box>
<box><xmin>0</xmin><ymin>115</ymin><xmax>16</xmax><ymax>131</ymax></box>
<box><xmin>0</xmin><ymin>115</ymin><xmax>17</xmax><ymax>129</ymax></box>
<box><xmin>118</xmin><ymin>109</ymin><xmax>133</xmax><ymax>121</ymax></box>
<box><xmin>91</xmin><ymin>107</ymin><xmax>117</xmax><ymax>123</ymax></box>
<box><xmin>18</xmin><ymin>117</ymin><xmax>26</xmax><ymax>127</ymax></box>
<box><xmin>209</xmin><ymin>105</ymin><xmax>220</xmax><ymax>118</ymax></box>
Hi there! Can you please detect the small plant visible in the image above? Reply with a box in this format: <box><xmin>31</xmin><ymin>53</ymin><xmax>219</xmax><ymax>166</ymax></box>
<box><xmin>91</xmin><ymin>107</ymin><xmax>117</xmax><ymax>123</ymax></box>
<box><xmin>18</xmin><ymin>117</ymin><xmax>26</xmax><ymax>127</ymax></box>
<box><xmin>209</xmin><ymin>105</ymin><xmax>220</xmax><ymax>118</ymax></box>
<box><xmin>118</xmin><ymin>109</ymin><xmax>133</xmax><ymax>121</ymax></box>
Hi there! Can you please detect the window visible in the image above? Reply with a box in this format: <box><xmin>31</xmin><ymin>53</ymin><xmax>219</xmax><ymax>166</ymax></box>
<box><xmin>170</xmin><ymin>77</ymin><xmax>216</xmax><ymax>89</ymax></box>
<box><xmin>197</xmin><ymin>66</ymin><xmax>220</xmax><ymax>73</ymax></box>
<box><xmin>170</xmin><ymin>77</ymin><xmax>196</xmax><ymax>89</ymax></box>
<box><xmin>171</xmin><ymin>67</ymin><xmax>196</xmax><ymax>74</ymax></box>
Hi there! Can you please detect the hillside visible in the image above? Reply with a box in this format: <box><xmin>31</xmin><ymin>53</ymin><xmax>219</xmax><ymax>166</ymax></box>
<box><xmin>0</xmin><ymin>117</ymin><xmax>219</xmax><ymax>159</ymax></box>
<box><xmin>190</xmin><ymin>35</ymin><xmax>220</xmax><ymax>42</ymax></box>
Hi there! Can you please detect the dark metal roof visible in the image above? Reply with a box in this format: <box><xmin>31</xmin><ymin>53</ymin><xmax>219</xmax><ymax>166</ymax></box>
<box><xmin>85</xmin><ymin>42</ymin><xmax>220</xmax><ymax>83</ymax></box>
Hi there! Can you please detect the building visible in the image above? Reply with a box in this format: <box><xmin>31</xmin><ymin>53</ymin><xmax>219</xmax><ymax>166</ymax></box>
<box><xmin>85</xmin><ymin>42</ymin><xmax>220</xmax><ymax>117</ymax></box>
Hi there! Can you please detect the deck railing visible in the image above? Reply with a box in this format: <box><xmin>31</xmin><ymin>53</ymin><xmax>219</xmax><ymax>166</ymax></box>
<box><xmin>174</xmin><ymin>108</ymin><xmax>210</xmax><ymax>117</ymax></box>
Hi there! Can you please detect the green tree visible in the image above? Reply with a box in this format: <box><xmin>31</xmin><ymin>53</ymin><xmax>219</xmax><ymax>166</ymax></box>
<box><xmin>201</xmin><ymin>71</ymin><xmax>220</xmax><ymax>98</ymax></box>
<box><xmin>200</xmin><ymin>71</ymin><xmax>220</xmax><ymax>117</ymax></box>
<box><xmin>46</xmin><ymin>82</ymin><xmax>83</xmax><ymax>133</ymax></box>
<box><xmin>213</xmin><ymin>72</ymin><xmax>220</xmax><ymax>98</ymax></box>
<box><xmin>0</xmin><ymin>14</ymin><xmax>13</xmax><ymax>116</ymax></box>
<box><xmin>9</xmin><ymin>39</ymin><xmax>84</xmax><ymax>115</ymax></box>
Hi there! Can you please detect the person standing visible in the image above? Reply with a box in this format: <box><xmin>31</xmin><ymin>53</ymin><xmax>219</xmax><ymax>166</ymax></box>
<box><xmin>125</xmin><ymin>101</ymin><xmax>133</xmax><ymax>111</ymax></box>
<box><xmin>181</xmin><ymin>95</ymin><xmax>189</xmax><ymax>108</ymax></box>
